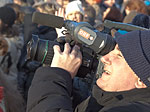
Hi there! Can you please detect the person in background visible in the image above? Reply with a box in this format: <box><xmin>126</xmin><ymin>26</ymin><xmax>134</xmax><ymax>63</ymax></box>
<box><xmin>125</xmin><ymin>0</ymin><xmax>148</xmax><ymax>15</ymax></box>
<box><xmin>99</xmin><ymin>0</ymin><xmax>116</xmax><ymax>14</ymax></box>
<box><xmin>82</xmin><ymin>5</ymin><xmax>96</xmax><ymax>26</ymax></box>
<box><xmin>0</xmin><ymin>0</ymin><xmax>13</xmax><ymax>7</ymax></box>
<box><xmin>115</xmin><ymin>0</ymin><xmax>123</xmax><ymax>10</ymax></box>
<box><xmin>13</xmin><ymin>0</ymin><xmax>27</xmax><ymax>6</ymax></box>
<box><xmin>5</xmin><ymin>3</ymin><xmax>25</xmax><ymax>25</ymax></box>
<box><xmin>0</xmin><ymin>6</ymin><xmax>25</xmax><ymax>112</ymax></box>
<box><xmin>103</xmin><ymin>5</ymin><xmax>123</xmax><ymax>22</ymax></box>
<box><xmin>85</xmin><ymin>0</ymin><xmax>103</xmax><ymax>25</ymax></box>
<box><xmin>103</xmin><ymin>0</ymin><xmax>115</xmax><ymax>7</ymax></box>
<box><xmin>33</xmin><ymin>0</ymin><xmax>61</xmax><ymax>15</ymax></box>
<box><xmin>26</xmin><ymin>0</ymin><xmax>35</xmax><ymax>6</ymax></box>
<box><xmin>144</xmin><ymin>0</ymin><xmax>150</xmax><ymax>15</ymax></box>
<box><xmin>131</xmin><ymin>13</ymin><xmax>150</xmax><ymax>29</ymax></box>
<box><xmin>32</xmin><ymin>1</ymin><xmax>59</xmax><ymax>40</ymax></box>
<box><xmin>65</xmin><ymin>0</ymin><xmax>84</xmax><ymax>22</ymax></box>
<box><xmin>123</xmin><ymin>0</ymin><xmax>148</xmax><ymax>23</ymax></box>
<box><xmin>0</xmin><ymin>6</ymin><xmax>24</xmax><ymax>86</ymax></box>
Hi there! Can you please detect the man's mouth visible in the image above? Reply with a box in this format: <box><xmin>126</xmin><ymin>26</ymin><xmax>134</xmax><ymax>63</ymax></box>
<box><xmin>103</xmin><ymin>70</ymin><xmax>111</xmax><ymax>75</ymax></box>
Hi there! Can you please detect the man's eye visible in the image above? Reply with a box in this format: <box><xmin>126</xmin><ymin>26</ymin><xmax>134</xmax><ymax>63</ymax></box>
<box><xmin>117</xmin><ymin>54</ymin><xmax>123</xmax><ymax>57</ymax></box>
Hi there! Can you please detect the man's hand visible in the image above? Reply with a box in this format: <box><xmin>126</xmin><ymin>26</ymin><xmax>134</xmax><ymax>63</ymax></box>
<box><xmin>51</xmin><ymin>43</ymin><xmax>82</xmax><ymax>78</ymax></box>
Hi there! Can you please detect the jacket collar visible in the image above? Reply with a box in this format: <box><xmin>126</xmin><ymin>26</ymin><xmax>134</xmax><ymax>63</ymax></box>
<box><xmin>92</xmin><ymin>85</ymin><xmax>150</xmax><ymax>106</ymax></box>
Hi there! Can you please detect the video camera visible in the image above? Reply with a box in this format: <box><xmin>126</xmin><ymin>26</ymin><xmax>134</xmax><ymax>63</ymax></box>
<box><xmin>27</xmin><ymin>12</ymin><xmax>148</xmax><ymax>77</ymax></box>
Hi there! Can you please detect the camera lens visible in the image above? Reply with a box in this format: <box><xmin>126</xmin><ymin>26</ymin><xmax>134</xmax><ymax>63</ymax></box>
<box><xmin>27</xmin><ymin>34</ymin><xmax>39</xmax><ymax>60</ymax></box>
<box><xmin>27</xmin><ymin>35</ymin><xmax>60</xmax><ymax>65</ymax></box>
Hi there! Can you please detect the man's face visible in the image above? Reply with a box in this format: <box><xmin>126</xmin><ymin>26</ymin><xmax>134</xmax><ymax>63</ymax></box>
<box><xmin>66</xmin><ymin>11</ymin><xmax>83</xmax><ymax>22</ymax></box>
<box><xmin>97</xmin><ymin>44</ymin><xmax>138</xmax><ymax>92</ymax></box>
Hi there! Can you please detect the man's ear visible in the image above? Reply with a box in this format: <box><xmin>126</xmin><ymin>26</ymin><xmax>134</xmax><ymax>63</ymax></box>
<box><xmin>135</xmin><ymin>78</ymin><xmax>147</xmax><ymax>89</ymax></box>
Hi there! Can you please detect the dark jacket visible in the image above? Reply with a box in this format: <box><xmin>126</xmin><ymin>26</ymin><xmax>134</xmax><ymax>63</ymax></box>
<box><xmin>27</xmin><ymin>67</ymin><xmax>150</xmax><ymax>112</ymax></box>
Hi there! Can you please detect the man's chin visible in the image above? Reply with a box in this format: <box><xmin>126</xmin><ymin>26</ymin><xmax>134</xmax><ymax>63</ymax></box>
<box><xmin>96</xmin><ymin>78</ymin><xmax>106</xmax><ymax>88</ymax></box>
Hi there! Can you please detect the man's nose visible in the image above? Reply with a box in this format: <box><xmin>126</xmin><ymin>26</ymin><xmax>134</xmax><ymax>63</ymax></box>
<box><xmin>101</xmin><ymin>54</ymin><xmax>111</xmax><ymax>65</ymax></box>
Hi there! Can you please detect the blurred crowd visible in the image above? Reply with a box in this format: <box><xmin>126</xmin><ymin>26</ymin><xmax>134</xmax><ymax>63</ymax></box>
<box><xmin>0</xmin><ymin>0</ymin><xmax>150</xmax><ymax>112</ymax></box>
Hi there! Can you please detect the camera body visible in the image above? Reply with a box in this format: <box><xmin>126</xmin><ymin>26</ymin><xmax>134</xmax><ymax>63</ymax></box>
<box><xmin>63</xmin><ymin>20</ymin><xmax>116</xmax><ymax>55</ymax></box>
<box><xmin>27</xmin><ymin>34</ymin><xmax>98</xmax><ymax>77</ymax></box>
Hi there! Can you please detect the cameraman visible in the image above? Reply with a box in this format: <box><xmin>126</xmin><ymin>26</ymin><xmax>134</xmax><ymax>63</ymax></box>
<box><xmin>27</xmin><ymin>30</ymin><xmax>150</xmax><ymax>112</ymax></box>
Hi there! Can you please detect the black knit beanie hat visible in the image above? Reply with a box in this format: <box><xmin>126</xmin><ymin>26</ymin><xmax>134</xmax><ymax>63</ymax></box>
<box><xmin>0</xmin><ymin>6</ymin><xmax>16</xmax><ymax>27</ymax></box>
<box><xmin>115</xmin><ymin>30</ymin><xmax>150</xmax><ymax>86</ymax></box>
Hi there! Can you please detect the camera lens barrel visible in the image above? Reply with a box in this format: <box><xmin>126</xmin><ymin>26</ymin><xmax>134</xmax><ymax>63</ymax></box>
<box><xmin>27</xmin><ymin>35</ymin><xmax>60</xmax><ymax>65</ymax></box>
<box><xmin>40</xmin><ymin>41</ymin><xmax>59</xmax><ymax>65</ymax></box>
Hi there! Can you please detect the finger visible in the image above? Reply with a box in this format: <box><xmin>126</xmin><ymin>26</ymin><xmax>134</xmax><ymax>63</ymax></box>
<box><xmin>60</xmin><ymin>8</ymin><xmax>63</xmax><ymax>13</ymax></box>
<box><xmin>61</xmin><ymin>8</ymin><xmax>65</xmax><ymax>17</ymax></box>
<box><xmin>76</xmin><ymin>49</ymin><xmax>82</xmax><ymax>63</ymax></box>
<box><xmin>71</xmin><ymin>45</ymin><xmax>80</xmax><ymax>56</ymax></box>
<box><xmin>55</xmin><ymin>11</ymin><xmax>58</xmax><ymax>16</ymax></box>
<box><xmin>77</xmin><ymin>50</ymin><xmax>82</xmax><ymax>63</ymax></box>
<box><xmin>63</xmin><ymin>43</ymin><xmax>71</xmax><ymax>54</ymax></box>
<box><xmin>58</xmin><ymin>8</ymin><xmax>61</xmax><ymax>15</ymax></box>
<box><xmin>53</xmin><ymin>45</ymin><xmax>61</xmax><ymax>54</ymax></box>
<box><xmin>58</xmin><ymin>8</ymin><xmax>63</xmax><ymax>17</ymax></box>
<box><xmin>60</xmin><ymin>8</ymin><xmax>65</xmax><ymax>17</ymax></box>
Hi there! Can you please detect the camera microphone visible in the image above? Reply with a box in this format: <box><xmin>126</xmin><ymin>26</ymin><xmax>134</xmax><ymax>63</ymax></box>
<box><xmin>104</xmin><ymin>20</ymin><xmax>149</xmax><ymax>31</ymax></box>
<box><xmin>32</xmin><ymin>12</ymin><xmax>64</xmax><ymax>28</ymax></box>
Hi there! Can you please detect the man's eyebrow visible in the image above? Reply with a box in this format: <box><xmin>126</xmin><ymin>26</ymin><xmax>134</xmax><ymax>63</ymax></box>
<box><xmin>117</xmin><ymin>46</ymin><xmax>121</xmax><ymax>51</ymax></box>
